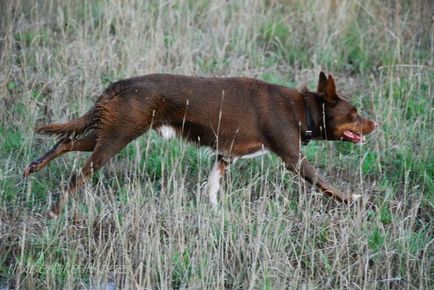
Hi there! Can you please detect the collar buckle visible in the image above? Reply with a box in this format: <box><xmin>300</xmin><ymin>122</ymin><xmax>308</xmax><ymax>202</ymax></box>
<box><xmin>302</xmin><ymin>130</ymin><xmax>312</xmax><ymax>145</ymax></box>
<box><xmin>302</xmin><ymin>95</ymin><xmax>314</xmax><ymax>145</ymax></box>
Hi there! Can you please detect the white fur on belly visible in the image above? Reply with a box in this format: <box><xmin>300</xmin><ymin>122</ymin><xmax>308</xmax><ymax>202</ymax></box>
<box><xmin>156</xmin><ymin>125</ymin><xmax>176</xmax><ymax>139</ymax></box>
<box><xmin>240</xmin><ymin>148</ymin><xmax>270</xmax><ymax>159</ymax></box>
<box><xmin>207</xmin><ymin>161</ymin><xmax>222</xmax><ymax>207</ymax></box>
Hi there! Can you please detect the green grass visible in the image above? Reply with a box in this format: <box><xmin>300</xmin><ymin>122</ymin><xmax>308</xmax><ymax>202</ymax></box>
<box><xmin>0</xmin><ymin>0</ymin><xmax>433</xmax><ymax>289</ymax></box>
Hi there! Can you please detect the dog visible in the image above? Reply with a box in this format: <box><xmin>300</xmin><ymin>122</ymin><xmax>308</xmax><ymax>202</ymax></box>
<box><xmin>24</xmin><ymin>72</ymin><xmax>377</xmax><ymax>217</ymax></box>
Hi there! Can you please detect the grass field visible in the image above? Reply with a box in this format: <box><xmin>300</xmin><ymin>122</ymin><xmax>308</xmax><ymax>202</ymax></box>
<box><xmin>0</xmin><ymin>0</ymin><xmax>433</xmax><ymax>289</ymax></box>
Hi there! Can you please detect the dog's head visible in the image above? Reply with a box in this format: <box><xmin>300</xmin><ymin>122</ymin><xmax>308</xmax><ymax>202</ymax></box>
<box><xmin>317</xmin><ymin>72</ymin><xmax>377</xmax><ymax>143</ymax></box>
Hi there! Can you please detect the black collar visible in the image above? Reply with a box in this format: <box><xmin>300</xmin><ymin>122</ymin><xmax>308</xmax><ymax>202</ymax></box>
<box><xmin>302</xmin><ymin>96</ymin><xmax>315</xmax><ymax>145</ymax></box>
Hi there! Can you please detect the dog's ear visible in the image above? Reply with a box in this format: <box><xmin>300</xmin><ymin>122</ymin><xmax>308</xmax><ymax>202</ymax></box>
<box><xmin>317</xmin><ymin>72</ymin><xmax>328</xmax><ymax>95</ymax></box>
<box><xmin>326</xmin><ymin>74</ymin><xmax>336</xmax><ymax>97</ymax></box>
<box><xmin>318</xmin><ymin>72</ymin><xmax>338</xmax><ymax>105</ymax></box>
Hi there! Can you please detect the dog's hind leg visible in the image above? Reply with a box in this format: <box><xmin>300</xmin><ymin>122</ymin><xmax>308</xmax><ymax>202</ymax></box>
<box><xmin>48</xmin><ymin>125</ymin><xmax>148</xmax><ymax>217</ymax></box>
<box><xmin>47</xmin><ymin>91</ymin><xmax>158</xmax><ymax>217</ymax></box>
<box><xmin>47</xmin><ymin>137</ymin><xmax>129</xmax><ymax>217</ymax></box>
<box><xmin>206</xmin><ymin>155</ymin><xmax>229</xmax><ymax>208</ymax></box>
<box><xmin>23</xmin><ymin>132</ymin><xmax>98</xmax><ymax>177</ymax></box>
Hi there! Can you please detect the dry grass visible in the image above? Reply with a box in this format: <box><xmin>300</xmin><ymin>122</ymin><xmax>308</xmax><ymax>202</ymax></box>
<box><xmin>0</xmin><ymin>0</ymin><xmax>433</xmax><ymax>289</ymax></box>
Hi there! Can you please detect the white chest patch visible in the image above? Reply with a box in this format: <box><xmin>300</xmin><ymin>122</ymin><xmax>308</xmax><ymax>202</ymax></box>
<box><xmin>156</xmin><ymin>125</ymin><xmax>176</xmax><ymax>140</ymax></box>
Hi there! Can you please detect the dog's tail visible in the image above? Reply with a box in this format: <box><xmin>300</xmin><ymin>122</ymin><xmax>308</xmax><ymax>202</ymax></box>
<box><xmin>35</xmin><ymin>81</ymin><xmax>129</xmax><ymax>139</ymax></box>
<box><xmin>35</xmin><ymin>108</ymin><xmax>96</xmax><ymax>139</ymax></box>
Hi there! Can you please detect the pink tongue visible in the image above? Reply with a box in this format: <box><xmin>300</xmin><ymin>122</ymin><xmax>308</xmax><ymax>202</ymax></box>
<box><xmin>343</xmin><ymin>131</ymin><xmax>362</xmax><ymax>143</ymax></box>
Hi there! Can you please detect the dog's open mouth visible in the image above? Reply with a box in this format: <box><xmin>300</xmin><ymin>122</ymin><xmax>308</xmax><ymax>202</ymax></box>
<box><xmin>342</xmin><ymin>130</ymin><xmax>365</xmax><ymax>143</ymax></box>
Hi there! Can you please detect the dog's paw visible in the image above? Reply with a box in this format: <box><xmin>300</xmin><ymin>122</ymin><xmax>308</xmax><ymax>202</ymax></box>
<box><xmin>23</xmin><ymin>162</ymin><xmax>39</xmax><ymax>177</ymax></box>
<box><xmin>351</xmin><ymin>194</ymin><xmax>362</xmax><ymax>202</ymax></box>
<box><xmin>47</xmin><ymin>210</ymin><xmax>59</xmax><ymax>219</ymax></box>
<box><xmin>23</xmin><ymin>158</ymin><xmax>45</xmax><ymax>177</ymax></box>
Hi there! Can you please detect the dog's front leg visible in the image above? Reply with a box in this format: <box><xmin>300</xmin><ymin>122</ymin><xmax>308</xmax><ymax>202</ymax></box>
<box><xmin>284</xmin><ymin>154</ymin><xmax>356</xmax><ymax>202</ymax></box>
<box><xmin>206</xmin><ymin>155</ymin><xmax>229</xmax><ymax>207</ymax></box>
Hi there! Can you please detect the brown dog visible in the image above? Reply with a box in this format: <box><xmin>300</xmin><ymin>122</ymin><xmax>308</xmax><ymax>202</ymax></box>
<box><xmin>24</xmin><ymin>72</ymin><xmax>377</xmax><ymax>217</ymax></box>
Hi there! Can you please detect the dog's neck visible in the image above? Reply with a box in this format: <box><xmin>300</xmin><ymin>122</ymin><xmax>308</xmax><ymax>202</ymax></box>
<box><xmin>301</xmin><ymin>92</ymin><xmax>327</xmax><ymax>144</ymax></box>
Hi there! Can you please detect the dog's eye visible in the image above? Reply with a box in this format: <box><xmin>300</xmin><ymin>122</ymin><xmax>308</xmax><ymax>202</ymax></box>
<box><xmin>349</xmin><ymin>108</ymin><xmax>358</xmax><ymax>120</ymax></box>
<box><xmin>350</xmin><ymin>108</ymin><xmax>357</xmax><ymax>115</ymax></box>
